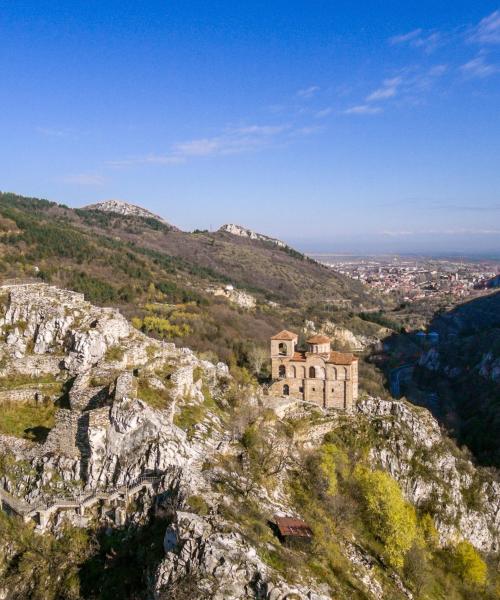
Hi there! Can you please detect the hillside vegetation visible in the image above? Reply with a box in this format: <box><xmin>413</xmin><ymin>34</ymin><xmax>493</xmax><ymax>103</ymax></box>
<box><xmin>0</xmin><ymin>191</ymin><xmax>382</xmax><ymax>369</ymax></box>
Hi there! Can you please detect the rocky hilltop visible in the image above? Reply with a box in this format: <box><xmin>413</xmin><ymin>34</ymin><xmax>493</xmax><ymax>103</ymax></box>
<box><xmin>83</xmin><ymin>199</ymin><xmax>177</xmax><ymax>229</ymax></box>
<box><xmin>218</xmin><ymin>223</ymin><xmax>286</xmax><ymax>248</ymax></box>
<box><xmin>0</xmin><ymin>284</ymin><xmax>498</xmax><ymax>599</ymax></box>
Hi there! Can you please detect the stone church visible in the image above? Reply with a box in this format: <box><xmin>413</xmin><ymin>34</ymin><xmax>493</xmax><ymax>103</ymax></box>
<box><xmin>269</xmin><ymin>330</ymin><xmax>358</xmax><ymax>410</ymax></box>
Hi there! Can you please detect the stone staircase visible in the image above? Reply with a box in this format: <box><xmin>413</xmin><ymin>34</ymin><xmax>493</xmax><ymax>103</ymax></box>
<box><xmin>0</xmin><ymin>472</ymin><xmax>165</xmax><ymax>530</ymax></box>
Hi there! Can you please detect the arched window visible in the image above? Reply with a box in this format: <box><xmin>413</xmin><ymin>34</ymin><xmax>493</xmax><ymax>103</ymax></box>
<box><xmin>278</xmin><ymin>343</ymin><xmax>287</xmax><ymax>356</ymax></box>
<box><xmin>283</xmin><ymin>384</ymin><xmax>290</xmax><ymax>396</ymax></box>
<box><xmin>291</xmin><ymin>366</ymin><xmax>297</xmax><ymax>378</ymax></box>
<box><xmin>309</xmin><ymin>366</ymin><xmax>316</xmax><ymax>378</ymax></box>
<box><xmin>279</xmin><ymin>365</ymin><xmax>286</xmax><ymax>378</ymax></box>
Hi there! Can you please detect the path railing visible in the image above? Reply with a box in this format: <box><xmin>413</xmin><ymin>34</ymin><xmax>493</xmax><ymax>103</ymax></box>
<box><xmin>0</xmin><ymin>472</ymin><xmax>165</xmax><ymax>522</ymax></box>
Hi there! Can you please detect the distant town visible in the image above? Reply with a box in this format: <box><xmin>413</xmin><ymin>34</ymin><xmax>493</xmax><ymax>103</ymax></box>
<box><xmin>311</xmin><ymin>254</ymin><xmax>500</xmax><ymax>303</ymax></box>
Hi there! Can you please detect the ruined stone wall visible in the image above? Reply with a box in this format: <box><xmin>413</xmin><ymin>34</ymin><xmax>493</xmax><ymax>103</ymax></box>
<box><xmin>43</xmin><ymin>409</ymin><xmax>81</xmax><ymax>458</ymax></box>
<box><xmin>0</xmin><ymin>389</ymin><xmax>41</xmax><ymax>404</ymax></box>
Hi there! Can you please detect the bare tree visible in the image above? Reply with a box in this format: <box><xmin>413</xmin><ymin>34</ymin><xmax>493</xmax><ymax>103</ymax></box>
<box><xmin>248</xmin><ymin>345</ymin><xmax>268</xmax><ymax>375</ymax></box>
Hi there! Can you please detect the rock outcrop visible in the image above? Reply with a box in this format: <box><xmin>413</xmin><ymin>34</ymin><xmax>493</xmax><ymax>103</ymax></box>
<box><xmin>357</xmin><ymin>397</ymin><xmax>500</xmax><ymax>553</ymax></box>
<box><xmin>83</xmin><ymin>199</ymin><xmax>177</xmax><ymax>229</ymax></box>
<box><xmin>0</xmin><ymin>283</ymin><xmax>221</xmax><ymax>506</ymax></box>
<box><xmin>156</xmin><ymin>511</ymin><xmax>330</xmax><ymax>600</ymax></box>
<box><xmin>218</xmin><ymin>223</ymin><xmax>286</xmax><ymax>248</ymax></box>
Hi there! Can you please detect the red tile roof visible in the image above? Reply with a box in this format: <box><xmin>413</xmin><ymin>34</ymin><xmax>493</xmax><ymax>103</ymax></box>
<box><xmin>271</xmin><ymin>330</ymin><xmax>298</xmax><ymax>341</ymax></box>
<box><xmin>306</xmin><ymin>334</ymin><xmax>331</xmax><ymax>344</ymax></box>
<box><xmin>327</xmin><ymin>351</ymin><xmax>357</xmax><ymax>365</ymax></box>
<box><xmin>291</xmin><ymin>351</ymin><xmax>307</xmax><ymax>362</ymax></box>
<box><xmin>275</xmin><ymin>516</ymin><xmax>313</xmax><ymax>539</ymax></box>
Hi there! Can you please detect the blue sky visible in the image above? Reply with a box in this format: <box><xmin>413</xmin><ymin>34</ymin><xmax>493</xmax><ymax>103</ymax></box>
<box><xmin>1</xmin><ymin>1</ymin><xmax>500</xmax><ymax>254</ymax></box>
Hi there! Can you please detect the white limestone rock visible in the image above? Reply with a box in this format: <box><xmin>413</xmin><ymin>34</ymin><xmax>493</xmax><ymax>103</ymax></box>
<box><xmin>218</xmin><ymin>223</ymin><xmax>286</xmax><ymax>248</ymax></box>
<box><xmin>156</xmin><ymin>511</ymin><xmax>331</xmax><ymax>600</ymax></box>
<box><xmin>83</xmin><ymin>199</ymin><xmax>177</xmax><ymax>229</ymax></box>
<box><xmin>358</xmin><ymin>397</ymin><xmax>500</xmax><ymax>553</ymax></box>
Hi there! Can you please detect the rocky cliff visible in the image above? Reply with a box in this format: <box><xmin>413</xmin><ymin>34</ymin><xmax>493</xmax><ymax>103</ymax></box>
<box><xmin>416</xmin><ymin>291</ymin><xmax>500</xmax><ymax>467</ymax></box>
<box><xmin>0</xmin><ymin>284</ymin><xmax>498</xmax><ymax>600</ymax></box>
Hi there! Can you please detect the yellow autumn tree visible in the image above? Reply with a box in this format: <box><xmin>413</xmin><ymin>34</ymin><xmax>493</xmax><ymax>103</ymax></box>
<box><xmin>453</xmin><ymin>540</ymin><xmax>487</xmax><ymax>587</ymax></box>
<box><xmin>355</xmin><ymin>466</ymin><xmax>417</xmax><ymax>569</ymax></box>
<box><xmin>319</xmin><ymin>443</ymin><xmax>340</xmax><ymax>496</ymax></box>
<box><xmin>418</xmin><ymin>512</ymin><xmax>439</xmax><ymax>549</ymax></box>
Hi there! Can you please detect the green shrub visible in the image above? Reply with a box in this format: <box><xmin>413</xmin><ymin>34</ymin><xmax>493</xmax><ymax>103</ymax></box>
<box><xmin>173</xmin><ymin>402</ymin><xmax>205</xmax><ymax>438</ymax></box>
<box><xmin>137</xmin><ymin>378</ymin><xmax>172</xmax><ymax>410</ymax></box>
<box><xmin>186</xmin><ymin>495</ymin><xmax>210</xmax><ymax>516</ymax></box>
<box><xmin>105</xmin><ymin>345</ymin><xmax>124</xmax><ymax>362</ymax></box>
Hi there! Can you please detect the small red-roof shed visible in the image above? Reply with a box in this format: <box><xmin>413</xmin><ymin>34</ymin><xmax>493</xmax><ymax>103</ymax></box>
<box><xmin>274</xmin><ymin>516</ymin><xmax>313</xmax><ymax>541</ymax></box>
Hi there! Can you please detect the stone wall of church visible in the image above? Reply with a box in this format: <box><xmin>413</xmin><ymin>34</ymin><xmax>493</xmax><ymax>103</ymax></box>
<box><xmin>270</xmin><ymin>339</ymin><xmax>295</xmax><ymax>359</ymax></box>
<box><xmin>270</xmin><ymin>355</ymin><xmax>357</xmax><ymax>411</ymax></box>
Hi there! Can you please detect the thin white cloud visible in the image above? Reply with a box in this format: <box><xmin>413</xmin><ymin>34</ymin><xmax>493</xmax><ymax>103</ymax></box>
<box><xmin>315</xmin><ymin>107</ymin><xmax>333</xmax><ymax>118</ymax></box>
<box><xmin>413</xmin><ymin>32</ymin><xmax>442</xmax><ymax>53</ymax></box>
<box><xmin>291</xmin><ymin>125</ymin><xmax>324</xmax><ymax>136</ymax></box>
<box><xmin>344</xmin><ymin>105</ymin><xmax>382</xmax><ymax>115</ymax></box>
<box><xmin>231</xmin><ymin>124</ymin><xmax>288</xmax><ymax>135</ymax></box>
<box><xmin>366</xmin><ymin>87</ymin><xmax>397</xmax><ymax>101</ymax></box>
<box><xmin>36</xmin><ymin>127</ymin><xmax>70</xmax><ymax>137</ymax></box>
<box><xmin>428</xmin><ymin>64</ymin><xmax>448</xmax><ymax>77</ymax></box>
<box><xmin>390</xmin><ymin>29</ymin><xmax>423</xmax><ymax>45</ymax></box>
<box><xmin>297</xmin><ymin>86</ymin><xmax>320</xmax><ymax>99</ymax></box>
<box><xmin>366</xmin><ymin>76</ymin><xmax>402</xmax><ymax>102</ymax></box>
<box><xmin>173</xmin><ymin>124</ymin><xmax>290</xmax><ymax>157</ymax></box>
<box><xmin>359</xmin><ymin>65</ymin><xmax>447</xmax><ymax>111</ymax></box>
<box><xmin>108</xmin><ymin>122</ymin><xmax>320</xmax><ymax>166</ymax></box>
<box><xmin>59</xmin><ymin>174</ymin><xmax>106</xmax><ymax>186</ymax></box>
<box><xmin>469</xmin><ymin>10</ymin><xmax>500</xmax><ymax>44</ymax></box>
<box><xmin>174</xmin><ymin>138</ymin><xmax>222</xmax><ymax>157</ymax></box>
<box><xmin>460</xmin><ymin>55</ymin><xmax>498</xmax><ymax>78</ymax></box>
<box><xmin>389</xmin><ymin>29</ymin><xmax>442</xmax><ymax>53</ymax></box>
<box><xmin>381</xmin><ymin>230</ymin><xmax>414</xmax><ymax>237</ymax></box>
<box><xmin>109</xmin><ymin>155</ymin><xmax>185</xmax><ymax>167</ymax></box>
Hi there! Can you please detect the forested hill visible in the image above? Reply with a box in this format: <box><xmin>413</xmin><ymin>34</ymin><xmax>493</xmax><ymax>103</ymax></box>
<box><xmin>0</xmin><ymin>192</ymin><xmax>382</xmax><ymax>367</ymax></box>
